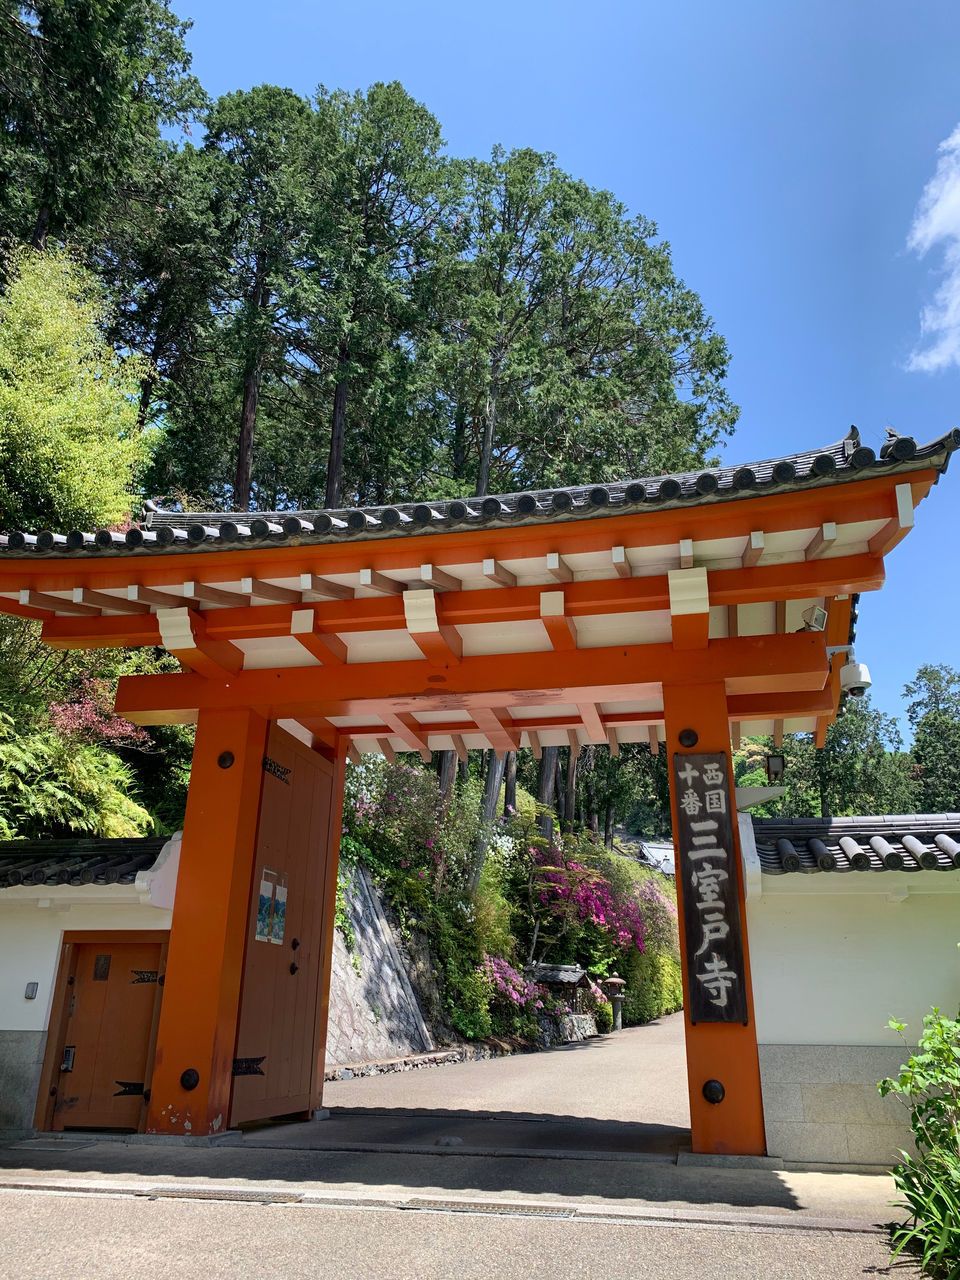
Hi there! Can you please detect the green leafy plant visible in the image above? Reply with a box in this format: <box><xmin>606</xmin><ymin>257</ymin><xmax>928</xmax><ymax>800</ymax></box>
<box><xmin>878</xmin><ymin>1004</ymin><xmax>960</xmax><ymax>1278</ymax></box>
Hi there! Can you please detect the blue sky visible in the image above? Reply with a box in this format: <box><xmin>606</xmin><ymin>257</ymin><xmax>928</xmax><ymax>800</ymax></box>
<box><xmin>180</xmin><ymin>0</ymin><xmax>960</xmax><ymax>735</ymax></box>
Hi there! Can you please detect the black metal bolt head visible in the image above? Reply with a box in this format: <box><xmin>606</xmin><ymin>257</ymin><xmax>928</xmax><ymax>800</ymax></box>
<box><xmin>180</xmin><ymin>1068</ymin><xmax>200</xmax><ymax>1091</ymax></box>
<box><xmin>678</xmin><ymin>729</ymin><xmax>699</xmax><ymax>748</ymax></box>
<box><xmin>217</xmin><ymin>751</ymin><xmax>235</xmax><ymax>770</ymax></box>
<box><xmin>703</xmin><ymin>1079</ymin><xmax>725</xmax><ymax>1104</ymax></box>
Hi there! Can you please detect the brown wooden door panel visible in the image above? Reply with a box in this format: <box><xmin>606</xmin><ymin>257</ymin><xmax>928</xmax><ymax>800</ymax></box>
<box><xmin>53</xmin><ymin>941</ymin><xmax>163</xmax><ymax>1131</ymax></box>
<box><xmin>231</xmin><ymin>725</ymin><xmax>335</xmax><ymax>1125</ymax></box>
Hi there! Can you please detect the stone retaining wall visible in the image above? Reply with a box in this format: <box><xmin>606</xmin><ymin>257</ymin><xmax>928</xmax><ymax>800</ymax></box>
<box><xmin>324</xmin><ymin>863</ymin><xmax>433</xmax><ymax>1067</ymax></box>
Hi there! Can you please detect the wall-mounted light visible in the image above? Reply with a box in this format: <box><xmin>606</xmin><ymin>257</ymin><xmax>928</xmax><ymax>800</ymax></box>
<box><xmin>802</xmin><ymin>605</ymin><xmax>828</xmax><ymax>632</ymax></box>
<box><xmin>766</xmin><ymin>753</ymin><xmax>785</xmax><ymax>783</ymax></box>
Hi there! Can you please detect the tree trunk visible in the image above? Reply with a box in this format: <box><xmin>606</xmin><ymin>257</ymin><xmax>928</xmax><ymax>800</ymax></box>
<box><xmin>503</xmin><ymin>751</ymin><xmax>517</xmax><ymax>815</ymax></box>
<box><xmin>234</xmin><ymin>253</ymin><xmax>268</xmax><ymax>511</ymax></box>
<box><xmin>469</xmin><ymin>750</ymin><xmax>506</xmax><ymax>892</ymax></box>
<box><xmin>136</xmin><ymin>373</ymin><xmax>156</xmax><ymax>432</ymax></box>
<box><xmin>452</xmin><ymin>403</ymin><xmax>467</xmax><ymax>484</ymax></box>
<box><xmin>563</xmin><ymin>748</ymin><xmax>578</xmax><ymax>832</ymax></box>
<box><xmin>458</xmin><ymin>756</ymin><xmax>470</xmax><ymax>787</ymax></box>
<box><xmin>30</xmin><ymin>204</ymin><xmax>50</xmax><ymax>250</ymax></box>
<box><xmin>438</xmin><ymin>749</ymin><xmax>457</xmax><ymax>804</ymax></box>
<box><xmin>537</xmin><ymin>746</ymin><xmax>559</xmax><ymax>843</ymax></box>
<box><xmin>604</xmin><ymin>803</ymin><xmax>615</xmax><ymax>849</ymax></box>
<box><xmin>235</xmin><ymin>364</ymin><xmax>262</xmax><ymax>511</ymax></box>
<box><xmin>325</xmin><ymin>339</ymin><xmax>350</xmax><ymax>509</ymax></box>
<box><xmin>474</xmin><ymin>367</ymin><xmax>499</xmax><ymax>497</ymax></box>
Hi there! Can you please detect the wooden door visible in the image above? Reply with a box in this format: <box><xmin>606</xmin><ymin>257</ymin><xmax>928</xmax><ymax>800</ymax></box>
<box><xmin>230</xmin><ymin>725</ymin><xmax>336</xmax><ymax>1125</ymax></box>
<box><xmin>50</xmin><ymin>939</ymin><xmax>165</xmax><ymax>1132</ymax></box>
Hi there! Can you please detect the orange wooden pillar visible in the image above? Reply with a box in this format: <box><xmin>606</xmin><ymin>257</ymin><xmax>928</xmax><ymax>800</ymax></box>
<box><xmin>145</xmin><ymin>707</ymin><xmax>269</xmax><ymax>1136</ymax></box>
<box><xmin>662</xmin><ymin>681</ymin><xmax>766</xmax><ymax>1156</ymax></box>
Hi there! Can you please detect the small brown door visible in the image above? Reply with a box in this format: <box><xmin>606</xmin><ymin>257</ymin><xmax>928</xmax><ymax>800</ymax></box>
<box><xmin>50</xmin><ymin>939</ymin><xmax>165</xmax><ymax>1131</ymax></box>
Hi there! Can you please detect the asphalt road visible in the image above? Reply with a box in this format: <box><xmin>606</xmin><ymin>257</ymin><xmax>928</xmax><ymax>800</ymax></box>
<box><xmin>0</xmin><ymin>1189</ymin><xmax>910</xmax><ymax>1280</ymax></box>
<box><xmin>324</xmin><ymin>1013</ymin><xmax>691</xmax><ymax>1127</ymax></box>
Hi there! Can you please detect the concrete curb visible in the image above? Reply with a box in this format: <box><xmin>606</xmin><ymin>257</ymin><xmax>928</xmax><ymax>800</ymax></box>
<box><xmin>0</xmin><ymin>1175</ymin><xmax>893</xmax><ymax>1235</ymax></box>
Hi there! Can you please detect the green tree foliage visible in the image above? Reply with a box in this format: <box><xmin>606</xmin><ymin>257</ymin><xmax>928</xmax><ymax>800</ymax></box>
<box><xmin>905</xmin><ymin>665</ymin><xmax>960</xmax><ymax>813</ymax></box>
<box><xmin>734</xmin><ymin>697</ymin><xmax>916</xmax><ymax>819</ymax></box>
<box><xmin>0</xmin><ymin>248</ymin><xmax>150</xmax><ymax>530</ymax></box>
<box><xmin>417</xmin><ymin>146</ymin><xmax>737</xmax><ymax>497</ymax></box>
<box><xmin>0</xmin><ymin>0</ymin><xmax>204</xmax><ymax>248</ymax></box>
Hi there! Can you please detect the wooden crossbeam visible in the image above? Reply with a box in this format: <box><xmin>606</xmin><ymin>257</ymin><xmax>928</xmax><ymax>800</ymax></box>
<box><xmin>741</xmin><ymin>530</ymin><xmax>765</xmax><ymax>569</ymax></box>
<box><xmin>402</xmin><ymin>589</ymin><xmax>462</xmax><ymax>664</ymax></box>
<box><xmin>20</xmin><ymin>589</ymin><xmax>100</xmax><ymax>617</ymax></box>
<box><xmin>804</xmin><ymin>522</ymin><xmax>837</xmax><ymax>561</ymax></box>
<box><xmin>611</xmin><ymin>546</ymin><xmax>631</xmax><ymax>578</ymax></box>
<box><xmin>546</xmin><ymin>552</ymin><xmax>573</xmax><ymax>583</ymax></box>
<box><xmin>540</xmin><ymin>590</ymin><xmax>577</xmax><ymax>650</ymax></box>
<box><xmin>381</xmin><ymin>711</ymin><xmax>432</xmax><ymax>763</ymax></box>
<box><xmin>567</xmin><ymin>729</ymin><xmax>581</xmax><ymax>760</ymax></box>
<box><xmin>528</xmin><ymin>729</ymin><xmax>542</xmax><ymax>759</ymax></box>
<box><xmin>867</xmin><ymin>483</ymin><xmax>914</xmax><ymax>557</ymax></box>
<box><xmin>648</xmin><ymin>725</ymin><xmax>660</xmax><ymax>756</ymax></box>
<box><xmin>731</xmin><ymin>722</ymin><xmax>741</xmax><ymax>750</ymax></box>
<box><xmin>73</xmin><ymin>588</ymin><xmax>148</xmax><ymax>615</ymax></box>
<box><xmin>377</xmin><ymin>737</ymin><xmax>397</xmax><ymax>763</ymax></box>
<box><xmin>241</xmin><ymin>577</ymin><xmax>300</xmax><ymax>605</ymax></box>
<box><xmin>451</xmin><ymin>733</ymin><xmax>468</xmax><ymax>762</ymax></box>
<box><xmin>419</xmin><ymin>564</ymin><xmax>459</xmax><ymax>592</ymax></box>
<box><xmin>155</xmin><ymin>607</ymin><xmax>243</xmax><ymax>678</ymax></box>
<box><xmin>129</xmin><ymin>584</ymin><xmax>199</xmax><ymax>610</ymax></box>
<box><xmin>470</xmin><ymin>705</ymin><xmax>521</xmax><ymax>754</ymax></box>
<box><xmin>299</xmin><ymin>573</ymin><xmax>353</xmax><ymax>602</ymax></box>
<box><xmin>482</xmin><ymin>558</ymin><xmax>516</xmax><ymax>588</ymax></box>
<box><xmin>184</xmin><ymin>580</ymin><xmax>251</xmax><ymax>608</ymax></box>
<box><xmin>773</xmin><ymin>719</ymin><xmax>784</xmax><ymax>748</ymax></box>
<box><xmin>607</xmin><ymin>728</ymin><xmax>619</xmax><ymax>756</ymax></box>
<box><xmin>678</xmin><ymin>538</ymin><xmax>694</xmax><ymax>569</ymax></box>
<box><xmin>290</xmin><ymin>609</ymin><xmax>347</xmax><ymax>665</ymax></box>
<box><xmin>347</xmin><ymin>743</ymin><xmax>362</xmax><ymax>765</ymax></box>
<box><xmin>358</xmin><ymin>568</ymin><xmax>404</xmax><ymax>596</ymax></box>
<box><xmin>576</xmin><ymin>702</ymin><xmax>606</xmax><ymax>743</ymax></box>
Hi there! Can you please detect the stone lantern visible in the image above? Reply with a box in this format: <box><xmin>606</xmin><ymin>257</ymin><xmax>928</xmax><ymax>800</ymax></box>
<box><xmin>603</xmin><ymin>972</ymin><xmax>626</xmax><ymax>1031</ymax></box>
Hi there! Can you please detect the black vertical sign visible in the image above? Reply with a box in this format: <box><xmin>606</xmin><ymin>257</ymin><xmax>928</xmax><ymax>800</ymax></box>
<box><xmin>672</xmin><ymin>752</ymin><xmax>748</xmax><ymax>1025</ymax></box>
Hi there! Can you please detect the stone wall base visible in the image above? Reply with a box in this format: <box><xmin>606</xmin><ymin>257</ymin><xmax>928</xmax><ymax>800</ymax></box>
<box><xmin>758</xmin><ymin>1043</ymin><xmax>913</xmax><ymax>1165</ymax></box>
<box><xmin>0</xmin><ymin>1029</ymin><xmax>46</xmax><ymax>1133</ymax></box>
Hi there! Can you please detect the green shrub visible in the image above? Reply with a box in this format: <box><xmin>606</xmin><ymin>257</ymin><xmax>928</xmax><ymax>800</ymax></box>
<box><xmin>595</xmin><ymin>1001</ymin><xmax>613</xmax><ymax>1033</ymax></box>
<box><xmin>621</xmin><ymin>950</ymin><xmax>684</xmax><ymax>1026</ymax></box>
<box><xmin>446</xmin><ymin>967</ymin><xmax>492</xmax><ymax>1041</ymax></box>
<box><xmin>878</xmin><ymin>1006</ymin><xmax>960</xmax><ymax>1278</ymax></box>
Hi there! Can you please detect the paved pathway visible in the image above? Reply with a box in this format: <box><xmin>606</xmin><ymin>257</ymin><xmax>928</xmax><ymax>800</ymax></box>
<box><xmin>289</xmin><ymin>1012</ymin><xmax>690</xmax><ymax>1156</ymax></box>
<box><xmin>0</xmin><ymin>1187</ymin><xmax>911</xmax><ymax>1280</ymax></box>
<box><xmin>325</xmin><ymin>1012</ymin><xmax>690</xmax><ymax>1129</ymax></box>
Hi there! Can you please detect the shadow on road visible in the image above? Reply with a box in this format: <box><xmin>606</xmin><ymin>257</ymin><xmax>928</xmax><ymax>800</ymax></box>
<box><xmin>0</xmin><ymin>1134</ymin><xmax>804</xmax><ymax>1214</ymax></box>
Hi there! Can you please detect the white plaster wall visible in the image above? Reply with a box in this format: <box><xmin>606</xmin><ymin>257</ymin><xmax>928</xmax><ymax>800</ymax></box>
<box><xmin>0</xmin><ymin>899</ymin><xmax>171</xmax><ymax>1034</ymax></box>
<box><xmin>747</xmin><ymin>886</ymin><xmax>960</xmax><ymax>1047</ymax></box>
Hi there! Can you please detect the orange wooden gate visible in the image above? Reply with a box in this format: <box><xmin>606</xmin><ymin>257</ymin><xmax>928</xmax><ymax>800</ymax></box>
<box><xmin>37</xmin><ymin>933</ymin><xmax>167</xmax><ymax>1132</ymax></box>
<box><xmin>230</xmin><ymin>724</ymin><xmax>339</xmax><ymax>1125</ymax></box>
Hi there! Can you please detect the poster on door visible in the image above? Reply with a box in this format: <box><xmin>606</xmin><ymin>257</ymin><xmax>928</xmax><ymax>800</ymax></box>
<box><xmin>255</xmin><ymin>870</ymin><xmax>288</xmax><ymax>944</ymax></box>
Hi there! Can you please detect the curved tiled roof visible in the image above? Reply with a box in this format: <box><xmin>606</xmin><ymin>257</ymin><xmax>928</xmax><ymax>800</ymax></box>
<box><xmin>0</xmin><ymin>837</ymin><xmax>167</xmax><ymax>889</ymax></box>
<box><xmin>753</xmin><ymin>815</ymin><xmax>960</xmax><ymax>874</ymax></box>
<box><xmin>2</xmin><ymin>425</ymin><xmax>957</xmax><ymax>557</ymax></box>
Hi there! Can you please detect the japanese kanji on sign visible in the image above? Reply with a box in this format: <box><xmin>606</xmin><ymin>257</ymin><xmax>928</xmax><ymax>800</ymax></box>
<box><xmin>672</xmin><ymin>751</ymin><xmax>748</xmax><ymax>1024</ymax></box>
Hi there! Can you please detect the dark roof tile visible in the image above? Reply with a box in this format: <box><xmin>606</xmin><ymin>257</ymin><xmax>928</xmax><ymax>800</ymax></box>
<box><xmin>3</xmin><ymin>426</ymin><xmax>958</xmax><ymax>557</ymax></box>
<box><xmin>752</xmin><ymin>814</ymin><xmax>960</xmax><ymax>874</ymax></box>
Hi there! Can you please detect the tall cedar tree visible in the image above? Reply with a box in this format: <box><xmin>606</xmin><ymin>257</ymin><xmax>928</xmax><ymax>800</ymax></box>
<box><xmin>0</xmin><ymin>0</ymin><xmax>203</xmax><ymax>249</ymax></box>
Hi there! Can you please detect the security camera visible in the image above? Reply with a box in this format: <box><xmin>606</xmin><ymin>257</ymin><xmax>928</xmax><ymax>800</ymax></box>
<box><xmin>840</xmin><ymin>660</ymin><xmax>872</xmax><ymax>698</ymax></box>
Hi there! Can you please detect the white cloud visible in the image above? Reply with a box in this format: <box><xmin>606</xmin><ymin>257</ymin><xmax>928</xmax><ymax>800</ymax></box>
<box><xmin>907</xmin><ymin>124</ymin><xmax>960</xmax><ymax>373</ymax></box>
